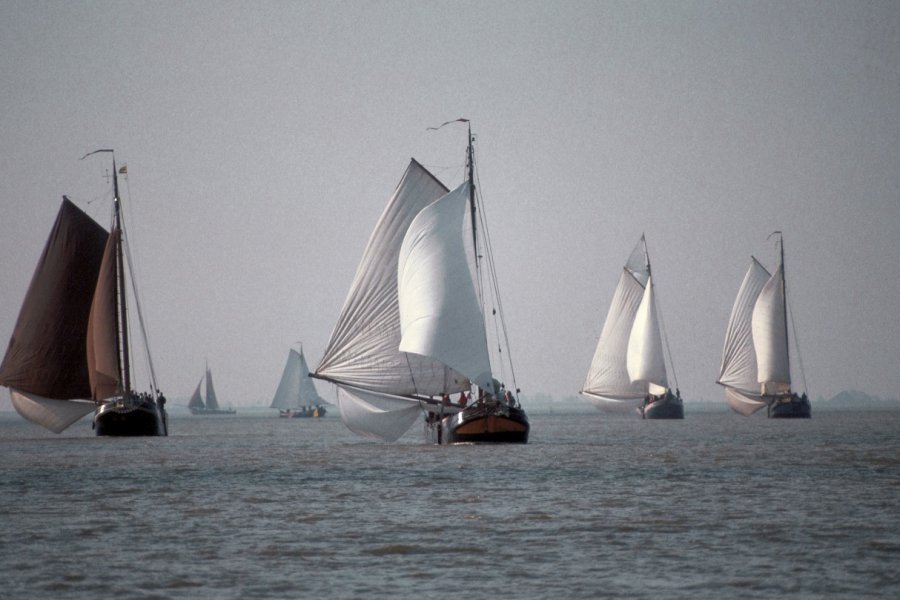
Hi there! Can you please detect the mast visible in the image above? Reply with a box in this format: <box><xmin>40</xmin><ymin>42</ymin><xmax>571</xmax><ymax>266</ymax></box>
<box><xmin>466</xmin><ymin>123</ymin><xmax>478</xmax><ymax>259</ymax></box>
<box><xmin>112</xmin><ymin>157</ymin><xmax>131</xmax><ymax>397</ymax></box>
<box><xmin>777</xmin><ymin>232</ymin><xmax>790</xmax><ymax>388</ymax></box>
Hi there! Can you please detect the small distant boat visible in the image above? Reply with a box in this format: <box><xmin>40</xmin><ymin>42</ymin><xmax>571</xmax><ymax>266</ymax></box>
<box><xmin>0</xmin><ymin>150</ymin><xmax>167</xmax><ymax>435</ymax></box>
<box><xmin>188</xmin><ymin>364</ymin><xmax>236</xmax><ymax>415</ymax></box>
<box><xmin>271</xmin><ymin>346</ymin><xmax>327</xmax><ymax>418</ymax></box>
<box><xmin>313</xmin><ymin>120</ymin><xmax>528</xmax><ymax>443</ymax></box>
<box><xmin>580</xmin><ymin>235</ymin><xmax>684</xmax><ymax>419</ymax></box>
<box><xmin>717</xmin><ymin>232</ymin><xmax>811</xmax><ymax>418</ymax></box>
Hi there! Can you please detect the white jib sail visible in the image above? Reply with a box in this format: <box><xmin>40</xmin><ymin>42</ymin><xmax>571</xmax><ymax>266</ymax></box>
<box><xmin>751</xmin><ymin>263</ymin><xmax>791</xmax><ymax>394</ymax></box>
<box><xmin>397</xmin><ymin>181</ymin><xmax>493</xmax><ymax>391</ymax></box>
<box><xmin>626</xmin><ymin>276</ymin><xmax>668</xmax><ymax>393</ymax></box>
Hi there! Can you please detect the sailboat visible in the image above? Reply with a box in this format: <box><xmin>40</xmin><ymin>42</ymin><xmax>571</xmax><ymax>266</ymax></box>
<box><xmin>188</xmin><ymin>364</ymin><xmax>236</xmax><ymax>415</ymax></box>
<box><xmin>0</xmin><ymin>150</ymin><xmax>167</xmax><ymax>435</ymax></box>
<box><xmin>717</xmin><ymin>232</ymin><xmax>810</xmax><ymax>418</ymax></box>
<box><xmin>313</xmin><ymin>121</ymin><xmax>529</xmax><ymax>443</ymax></box>
<box><xmin>270</xmin><ymin>346</ymin><xmax>327</xmax><ymax>418</ymax></box>
<box><xmin>580</xmin><ymin>235</ymin><xmax>684</xmax><ymax>419</ymax></box>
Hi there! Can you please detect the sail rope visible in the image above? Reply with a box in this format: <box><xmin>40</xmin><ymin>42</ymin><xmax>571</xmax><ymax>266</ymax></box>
<box><xmin>653</xmin><ymin>280</ymin><xmax>679</xmax><ymax>392</ymax></box>
<box><xmin>119</xmin><ymin>173</ymin><xmax>159</xmax><ymax>396</ymax></box>
<box><xmin>786</xmin><ymin>291</ymin><xmax>808</xmax><ymax>395</ymax></box>
<box><xmin>473</xmin><ymin>167</ymin><xmax>520</xmax><ymax>396</ymax></box>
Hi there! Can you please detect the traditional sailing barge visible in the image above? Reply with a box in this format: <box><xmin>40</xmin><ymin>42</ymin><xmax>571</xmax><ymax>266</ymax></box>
<box><xmin>0</xmin><ymin>151</ymin><xmax>167</xmax><ymax>436</ymax></box>
<box><xmin>313</xmin><ymin>121</ymin><xmax>528</xmax><ymax>443</ymax></box>
<box><xmin>717</xmin><ymin>233</ymin><xmax>811</xmax><ymax>419</ymax></box>
<box><xmin>580</xmin><ymin>235</ymin><xmax>684</xmax><ymax>419</ymax></box>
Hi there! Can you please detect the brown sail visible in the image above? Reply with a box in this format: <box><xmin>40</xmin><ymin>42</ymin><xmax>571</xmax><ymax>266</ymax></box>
<box><xmin>0</xmin><ymin>198</ymin><xmax>108</xmax><ymax>399</ymax></box>
<box><xmin>86</xmin><ymin>225</ymin><xmax>122</xmax><ymax>402</ymax></box>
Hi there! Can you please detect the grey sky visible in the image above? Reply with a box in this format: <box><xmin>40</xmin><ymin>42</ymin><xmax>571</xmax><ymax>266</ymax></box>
<box><xmin>1</xmin><ymin>1</ymin><xmax>897</xmax><ymax>408</ymax></box>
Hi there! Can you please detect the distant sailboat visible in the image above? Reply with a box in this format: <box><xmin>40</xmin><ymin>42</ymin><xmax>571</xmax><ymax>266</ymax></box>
<box><xmin>581</xmin><ymin>235</ymin><xmax>684</xmax><ymax>419</ymax></box>
<box><xmin>271</xmin><ymin>347</ymin><xmax>327</xmax><ymax>418</ymax></box>
<box><xmin>0</xmin><ymin>151</ymin><xmax>167</xmax><ymax>435</ymax></box>
<box><xmin>313</xmin><ymin>121</ymin><xmax>529</xmax><ymax>443</ymax></box>
<box><xmin>717</xmin><ymin>232</ymin><xmax>810</xmax><ymax>418</ymax></box>
<box><xmin>188</xmin><ymin>364</ymin><xmax>236</xmax><ymax>415</ymax></box>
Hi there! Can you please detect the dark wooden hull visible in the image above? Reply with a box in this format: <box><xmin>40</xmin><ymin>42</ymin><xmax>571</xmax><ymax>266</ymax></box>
<box><xmin>769</xmin><ymin>395</ymin><xmax>811</xmax><ymax>419</ymax></box>
<box><xmin>642</xmin><ymin>395</ymin><xmax>684</xmax><ymax>419</ymax></box>
<box><xmin>94</xmin><ymin>397</ymin><xmax>167</xmax><ymax>436</ymax></box>
<box><xmin>426</xmin><ymin>402</ymin><xmax>529</xmax><ymax>444</ymax></box>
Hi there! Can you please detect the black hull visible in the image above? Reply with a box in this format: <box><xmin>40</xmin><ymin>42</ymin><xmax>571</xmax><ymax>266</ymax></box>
<box><xmin>641</xmin><ymin>395</ymin><xmax>684</xmax><ymax>419</ymax></box>
<box><xmin>94</xmin><ymin>398</ymin><xmax>167</xmax><ymax>436</ymax></box>
<box><xmin>426</xmin><ymin>402</ymin><xmax>529</xmax><ymax>444</ymax></box>
<box><xmin>769</xmin><ymin>395</ymin><xmax>811</xmax><ymax>419</ymax></box>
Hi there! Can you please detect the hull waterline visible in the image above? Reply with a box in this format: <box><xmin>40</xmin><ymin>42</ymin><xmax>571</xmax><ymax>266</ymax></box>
<box><xmin>769</xmin><ymin>394</ymin><xmax>811</xmax><ymax>419</ymax></box>
<box><xmin>426</xmin><ymin>401</ymin><xmax>529</xmax><ymax>444</ymax></box>
<box><xmin>641</xmin><ymin>394</ymin><xmax>685</xmax><ymax>419</ymax></box>
<box><xmin>94</xmin><ymin>396</ymin><xmax>167</xmax><ymax>436</ymax></box>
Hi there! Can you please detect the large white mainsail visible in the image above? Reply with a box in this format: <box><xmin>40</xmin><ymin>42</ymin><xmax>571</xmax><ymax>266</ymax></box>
<box><xmin>717</xmin><ymin>257</ymin><xmax>773</xmax><ymax>415</ymax></box>
<box><xmin>626</xmin><ymin>276</ymin><xmax>668</xmax><ymax>396</ymax></box>
<box><xmin>315</xmin><ymin>160</ymin><xmax>470</xmax><ymax>441</ymax></box>
<box><xmin>752</xmin><ymin>264</ymin><xmax>791</xmax><ymax>395</ymax></box>
<box><xmin>398</xmin><ymin>180</ymin><xmax>493</xmax><ymax>391</ymax></box>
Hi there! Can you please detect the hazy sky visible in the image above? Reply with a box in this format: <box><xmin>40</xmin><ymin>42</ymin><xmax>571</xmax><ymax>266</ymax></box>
<box><xmin>1</xmin><ymin>1</ymin><xmax>897</xmax><ymax>409</ymax></box>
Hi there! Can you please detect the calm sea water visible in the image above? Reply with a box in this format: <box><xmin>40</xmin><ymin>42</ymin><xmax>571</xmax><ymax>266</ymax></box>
<box><xmin>1</xmin><ymin>407</ymin><xmax>898</xmax><ymax>599</ymax></box>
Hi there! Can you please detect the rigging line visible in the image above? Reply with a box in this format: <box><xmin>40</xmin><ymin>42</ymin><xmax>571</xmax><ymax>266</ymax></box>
<box><xmin>654</xmin><ymin>281</ymin><xmax>679</xmax><ymax>391</ymax></box>
<box><xmin>786</xmin><ymin>293</ymin><xmax>808</xmax><ymax>394</ymax></box>
<box><xmin>473</xmin><ymin>168</ymin><xmax>519</xmax><ymax>394</ymax></box>
<box><xmin>117</xmin><ymin>173</ymin><xmax>159</xmax><ymax>394</ymax></box>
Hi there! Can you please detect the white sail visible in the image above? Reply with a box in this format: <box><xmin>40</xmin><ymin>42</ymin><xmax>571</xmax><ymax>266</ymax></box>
<box><xmin>717</xmin><ymin>258</ymin><xmax>771</xmax><ymax>415</ymax></box>
<box><xmin>581</xmin><ymin>268</ymin><xmax>647</xmax><ymax>403</ymax></box>
<box><xmin>752</xmin><ymin>264</ymin><xmax>791</xmax><ymax>395</ymax></box>
<box><xmin>626</xmin><ymin>276</ymin><xmax>668</xmax><ymax>392</ymax></box>
<box><xmin>334</xmin><ymin>384</ymin><xmax>422</xmax><ymax>442</ymax></box>
<box><xmin>718</xmin><ymin>259</ymin><xmax>770</xmax><ymax>393</ymax></box>
<box><xmin>316</xmin><ymin>160</ymin><xmax>469</xmax><ymax>396</ymax></box>
<box><xmin>9</xmin><ymin>389</ymin><xmax>95</xmax><ymax>434</ymax></box>
<box><xmin>398</xmin><ymin>181</ymin><xmax>493</xmax><ymax>391</ymax></box>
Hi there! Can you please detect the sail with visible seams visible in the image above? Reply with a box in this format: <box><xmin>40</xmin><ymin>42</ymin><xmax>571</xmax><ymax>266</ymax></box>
<box><xmin>717</xmin><ymin>258</ymin><xmax>771</xmax><ymax>415</ymax></box>
<box><xmin>398</xmin><ymin>180</ymin><xmax>492</xmax><ymax>391</ymax></box>
<box><xmin>0</xmin><ymin>198</ymin><xmax>108</xmax><ymax>432</ymax></box>
<box><xmin>315</xmin><ymin>160</ymin><xmax>471</xmax><ymax>441</ymax></box>
<box><xmin>752</xmin><ymin>264</ymin><xmax>791</xmax><ymax>395</ymax></box>
<box><xmin>626</xmin><ymin>276</ymin><xmax>668</xmax><ymax>395</ymax></box>
<box><xmin>717</xmin><ymin>234</ymin><xmax>802</xmax><ymax>417</ymax></box>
